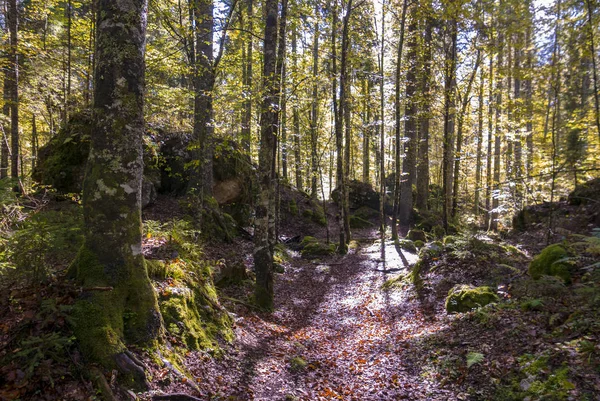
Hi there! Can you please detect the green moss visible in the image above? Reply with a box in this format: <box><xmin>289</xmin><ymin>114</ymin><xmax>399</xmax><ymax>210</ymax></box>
<box><xmin>445</xmin><ymin>285</ymin><xmax>499</xmax><ymax>314</ymax></box>
<box><xmin>396</xmin><ymin>239</ymin><xmax>417</xmax><ymax>253</ymax></box>
<box><xmin>353</xmin><ymin>206</ymin><xmax>379</xmax><ymax>220</ymax></box>
<box><xmin>414</xmin><ymin>240</ymin><xmax>424</xmax><ymax>248</ymax></box>
<box><xmin>274</xmin><ymin>243</ymin><xmax>291</xmax><ymax>264</ymax></box>
<box><xmin>407</xmin><ymin>229</ymin><xmax>426</xmax><ymax>242</ymax></box>
<box><xmin>350</xmin><ymin>215</ymin><xmax>374</xmax><ymax>228</ymax></box>
<box><xmin>300</xmin><ymin>236</ymin><xmax>335</xmax><ymax>258</ymax></box>
<box><xmin>289</xmin><ymin>356</ymin><xmax>308</xmax><ymax>371</ymax></box>
<box><xmin>288</xmin><ymin>199</ymin><xmax>298</xmax><ymax>216</ymax></box>
<box><xmin>443</xmin><ymin>235</ymin><xmax>459</xmax><ymax>246</ymax></box>
<box><xmin>528</xmin><ymin>244</ymin><xmax>572</xmax><ymax>284</ymax></box>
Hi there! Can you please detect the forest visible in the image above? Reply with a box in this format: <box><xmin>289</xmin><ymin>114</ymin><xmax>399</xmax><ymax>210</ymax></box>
<box><xmin>0</xmin><ymin>0</ymin><xmax>599</xmax><ymax>399</ymax></box>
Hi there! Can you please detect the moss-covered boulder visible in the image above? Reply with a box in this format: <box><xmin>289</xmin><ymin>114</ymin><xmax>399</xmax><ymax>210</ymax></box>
<box><xmin>396</xmin><ymin>239</ymin><xmax>417</xmax><ymax>253</ymax></box>
<box><xmin>528</xmin><ymin>244</ymin><xmax>572</xmax><ymax>284</ymax></box>
<box><xmin>300</xmin><ymin>236</ymin><xmax>335</xmax><ymax>259</ymax></box>
<box><xmin>332</xmin><ymin>180</ymin><xmax>380</xmax><ymax>210</ymax></box>
<box><xmin>407</xmin><ymin>229</ymin><xmax>427</xmax><ymax>242</ymax></box>
<box><xmin>445</xmin><ymin>285</ymin><xmax>499</xmax><ymax>314</ymax></box>
<box><xmin>33</xmin><ymin>111</ymin><xmax>92</xmax><ymax>194</ymax></box>
<box><xmin>350</xmin><ymin>215</ymin><xmax>374</xmax><ymax>229</ymax></box>
<box><xmin>568</xmin><ymin>178</ymin><xmax>600</xmax><ymax>205</ymax></box>
<box><xmin>302</xmin><ymin>202</ymin><xmax>327</xmax><ymax>226</ymax></box>
<box><xmin>353</xmin><ymin>206</ymin><xmax>379</xmax><ymax>220</ymax></box>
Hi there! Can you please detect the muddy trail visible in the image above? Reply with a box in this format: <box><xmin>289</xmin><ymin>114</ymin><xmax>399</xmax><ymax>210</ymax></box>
<box><xmin>149</xmin><ymin>232</ymin><xmax>461</xmax><ymax>401</ymax></box>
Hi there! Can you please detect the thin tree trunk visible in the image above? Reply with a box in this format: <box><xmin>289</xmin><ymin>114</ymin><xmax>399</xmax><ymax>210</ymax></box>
<box><xmin>66</xmin><ymin>0</ymin><xmax>72</xmax><ymax>117</ymax></box>
<box><xmin>1</xmin><ymin>67</ymin><xmax>9</xmax><ymax>179</ymax></box>
<box><xmin>583</xmin><ymin>0</ymin><xmax>600</xmax><ymax>143</ymax></box>
<box><xmin>474</xmin><ymin>59</ymin><xmax>484</xmax><ymax>215</ymax></box>
<box><xmin>340</xmin><ymin>0</ymin><xmax>353</xmax><ymax>246</ymax></box>
<box><xmin>277</xmin><ymin>0</ymin><xmax>288</xmax><ymax>182</ymax></box>
<box><xmin>452</xmin><ymin>49</ymin><xmax>480</xmax><ymax>217</ymax></box>
<box><xmin>8</xmin><ymin>0</ymin><xmax>19</xmax><ymax>187</ymax></box>
<box><xmin>491</xmin><ymin>17</ymin><xmax>504</xmax><ymax>231</ymax></box>
<box><xmin>362</xmin><ymin>78</ymin><xmax>371</xmax><ymax>184</ymax></box>
<box><xmin>486</xmin><ymin>46</ymin><xmax>494</xmax><ymax>228</ymax></box>
<box><xmin>292</xmin><ymin>27</ymin><xmax>302</xmax><ymax>190</ymax></box>
<box><xmin>332</xmin><ymin>0</ymin><xmax>346</xmax><ymax>254</ymax></box>
<box><xmin>391</xmin><ymin>0</ymin><xmax>408</xmax><ymax>239</ymax></box>
<box><xmin>242</xmin><ymin>0</ymin><xmax>253</xmax><ymax>152</ymax></box>
<box><xmin>254</xmin><ymin>0</ymin><xmax>278</xmax><ymax>309</ymax></box>
<box><xmin>31</xmin><ymin>114</ymin><xmax>37</xmax><ymax>172</ymax></box>
<box><xmin>310</xmin><ymin>3</ymin><xmax>320</xmax><ymax>199</ymax></box>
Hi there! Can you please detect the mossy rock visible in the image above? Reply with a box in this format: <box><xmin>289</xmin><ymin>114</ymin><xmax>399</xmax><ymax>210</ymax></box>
<box><xmin>288</xmin><ymin>199</ymin><xmax>298</xmax><ymax>216</ymax></box>
<box><xmin>350</xmin><ymin>215</ymin><xmax>374</xmax><ymax>229</ymax></box>
<box><xmin>419</xmin><ymin>241</ymin><xmax>443</xmax><ymax>259</ymax></box>
<box><xmin>396</xmin><ymin>239</ymin><xmax>417</xmax><ymax>253</ymax></box>
<box><xmin>302</xmin><ymin>204</ymin><xmax>327</xmax><ymax>226</ymax></box>
<box><xmin>445</xmin><ymin>285</ymin><xmax>499</xmax><ymax>314</ymax></box>
<box><xmin>407</xmin><ymin>229</ymin><xmax>426</xmax><ymax>242</ymax></box>
<box><xmin>331</xmin><ymin>179</ymin><xmax>380</xmax><ymax>210</ymax></box>
<box><xmin>300</xmin><ymin>236</ymin><xmax>335</xmax><ymax>259</ymax></box>
<box><xmin>443</xmin><ymin>235</ymin><xmax>459</xmax><ymax>246</ymax></box>
<box><xmin>32</xmin><ymin>111</ymin><xmax>92</xmax><ymax>194</ymax></box>
<box><xmin>353</xmin><ymin>206</ymin><xmax>379</xmax><ymax>220</ymax></box>
<box><xmin>528</xmin><ymin>244</ymin><xmax>572</xmax><ymax>284</ymax></box>
<box><xmin>568</xmin><ymin>177</ymin><xmax>600</xmax><ymax>205</ymax></box>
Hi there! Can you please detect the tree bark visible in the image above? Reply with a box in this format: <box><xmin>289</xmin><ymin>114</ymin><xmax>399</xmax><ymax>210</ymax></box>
<box><xmin>442</xmin><ymin>12</ymin><xmax>458</xmax><ymax>232</ymax></box>
<box><xmin>291</xmin><ymin>27</ymin><xmax>302</xmax><ymax>190</ymax></box>
<box><xmin>398</xmin><ymin>9</ymin><xmax>417</xmax><ymax>234</ymax></box>
<box><xmin>8</xmin><ymin>0</ymin><xmax>19</xmax><ymax>186</ymax></box>
<box><xmin>585</xmin><ymin>0</ymin><xmax>600</xmax><ymax>144</ymax></box>
<box><xmin>391</xmin><ymin>0</ymin><xmax>408</xmax><ymax>239</ymax></box>
<box><xmin>254</xmin><ymin>0</ymin><xmax>279</xmax><ymax>309</ymax></box>
<box><xmin>340</xmin><ymin>0</ymin><xmax>353</xmax><ymax>245</ymax></box>
<box><xmin>242</xmin><ymin>0</ymin><xmax>253</xmax><ymax>152</ymax></box>
<box><xmin>1</xmin><ymin>67</ymin><xmax>9</xmax><ymax>179</ymax></box>
<box><xmin>71</xmin><ymin>0</ymin><xmax>162</xmax><ymax>375</ymax></box>
<box><xmin>416</xmin><ymin>11</ymin><xmax>432</xmax><ymax>212</ymax></box>
<box><xmin>310</xmin><ymin>3</ymin><xmax>320</xmax><ymax>199</ymax></box>
<box><xmin>277</xmin><ymin>0</ymin><xmax>288</xmax><ymax>181</ymax></box>
<box><xmin>491</xmin><ymin>16</ymin><xmax>504</xmax><ymax>232</ymax></box>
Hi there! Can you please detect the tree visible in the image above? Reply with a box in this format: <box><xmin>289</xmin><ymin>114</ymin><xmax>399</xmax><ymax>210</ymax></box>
<box><xmin>254</xmin><ymin>0</ymin><xmax>279</xmax><ymax>309</ymax></box>
<box><xmin>70</xmin><ymin>0</ymin><xmax>162</xmax><ymax>379</ymax></box>
<box><xmin>8</xmin><ymin>0</ymin><xmax>19</xmax><ymax>188</ymax></box>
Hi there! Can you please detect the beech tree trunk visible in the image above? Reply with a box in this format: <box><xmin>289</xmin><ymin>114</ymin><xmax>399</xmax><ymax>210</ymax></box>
<box><xmin>71</xmin><ymin>0</ymin><xmax>162</xmax><ymax>376</ymax></box>
<box><xmin>340</xmin><ymin>0</ymin><xmax>353</xmax><ymax>245</ymax></box>
<box><xmin>254</xmin><ymin>0</ymin><xmax>278</xmax><ymax>309</ymax></box>
<box><xmin>1</xmin><ymin>68</ymin><xmax>9</xmax><ymax>179</ymax></box>
<box><xmin>242</xmin><ymin>0</ymin><xmax>253</xmax><ymax>152</ymax></box>
<box><xmin>292</xmin><ymin>27</ymin><xmax>302</xmax><ymax>190</ymax></box>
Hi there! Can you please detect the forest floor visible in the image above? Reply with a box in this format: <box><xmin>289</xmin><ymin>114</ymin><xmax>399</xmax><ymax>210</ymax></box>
<box><xmin>1</xmin><ymin>187</ymin><xmax>600</xmax><ymax>401</ymax></box>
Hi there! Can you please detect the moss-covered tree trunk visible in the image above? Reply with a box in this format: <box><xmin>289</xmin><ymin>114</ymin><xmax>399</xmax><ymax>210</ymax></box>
<box><xmin>254</xmin><ymin>0</ymin><xmax>278</xmax><ymax>310</ymax></box>
<box><xmin>71</xmin><ymin>0</ymin><xmax>162</xmax><ymax>378</ymax></box>
<box><xmin>8</xmin><ymin>0</ymin><xmax>19</xmax><ymax>186</ymax></box>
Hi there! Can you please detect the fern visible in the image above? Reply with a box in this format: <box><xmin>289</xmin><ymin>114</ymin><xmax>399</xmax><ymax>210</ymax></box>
<box><xmin>466</xmin><ymin>352</ymin><xmax>485</xmax><ymax>368</ymax></box>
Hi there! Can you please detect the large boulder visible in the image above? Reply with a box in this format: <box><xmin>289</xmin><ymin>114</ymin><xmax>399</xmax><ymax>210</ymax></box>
<box><xmin>445</xmin><ymin>285</ymin><xmax>499</xmax><ymax>314</ymax></box>
<box><xmin>528</xmin><ymin>244</ymin><xmax>572</xmax><ymax>284</ymax></box>
<box><xmin>332</xmin><ymin>179</ymin><xmax>380</xmax><ymax>210</ymax></box>
<box><xmin>569</xmin><ymin>178</ymin><xmax>600</xmax><ymax>205</ymax></box>
<box><xmin>33</xmin><ymin>111</ymin><xmax>160</xmax><ymax>208</ymax></box>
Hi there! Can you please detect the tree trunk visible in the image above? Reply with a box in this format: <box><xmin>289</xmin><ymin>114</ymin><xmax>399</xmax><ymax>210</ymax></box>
<box><xmin>192</xmin><ymin>0</ymin><xmax>215</xmax><ymax>199</ymax></box>
<box><xmin>474</xmin><ymin>59</ymin><xmax>484</xmax><ymax>215</ymax></box>
<box><xmin>31</xmin><ymin>114</ymin><xmax>37</xmax><ymax>172</ymax></box>
<box><xmin>277</xmin><ymin>0</ymin><xmax>288</xmax><ymax>181</ymax></box>
<box><xmin>8</xmin><ymin>0</ymin><xmax>19</xmax><ymax>186</ymax></box>
<box><xmin>486</xmin><ymin>45</ymin><xmax>494</xmax><ymax>228</ymax></box>
<box><xmin>1</xmin><ymin>67</ymin><xmax>9</xmax><ymax>180</ymax></box>
<box><xmin>442</xmin><ymin>14</ymin><xmax>458</xmax><ymax>232</ymax></box>
<box><xmin>242</xmin><ymin>0</ymin><xmax>253</xmax><ymax>152</ymax></box>
<box><xmin>452</xmin><ymin>49</ymin><xmax>480</xmax><ymax>217</ymax></box>
<box><xmin>362</xmin><ymin>78</ymin><xmax>371</xmax><ymax>184</ymax></box>
<box><xmin>254</xmin><ymin>0</ymin><xmax>278</xmax><ymax>310</ymax></box>
<box><xmin>391</xmin><ymin>0</ymin><xmax>408</xmax><ymax>239</ymax></box>
<box><xmin>340</xmin><ymin>0</ymin><xmax>353</xmax><ymax>245</ymax></box>
<box><xmin>310</xmin><ymin>3</ymin><xmax>320</xmax><ymax>199</ymax></box>
<box><xmin>292</xmin><ymin>27</ymin><xmax>302</xmax><ymax>190</ymax></box>
<box><xmin>398</xmin><ymin>11</ymin><xmax>417</xmax><ymax>234</ymax></box>
<box><xmin>585</xmin><ymin>0</ymin><xmax>600</xmax><ymax>143</ymax></box>
<box><xmin>491</xmin><ymin>22</ymin><xmax>504</xmax><ymax>232</ymax></box>
<box><xmin>416</xmin><ymin>12</ymin><xmax>432</xmax><ymax>212</ymax></box>
<box><xmin>332</xmin><ymin>0</ymin><xmax>346</xmax><ymax>254</ymax></box>
<box><xmin>71</xmin><ymin>0</ymin><xmax>162</xmax><ymax>377</ymax></box>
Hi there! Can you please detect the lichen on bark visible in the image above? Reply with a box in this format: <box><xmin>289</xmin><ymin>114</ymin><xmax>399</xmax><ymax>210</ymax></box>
<box><xmin>70</xmin><ymin>0</ymin><xmax>163</xmax><ymax>376</ymax></box>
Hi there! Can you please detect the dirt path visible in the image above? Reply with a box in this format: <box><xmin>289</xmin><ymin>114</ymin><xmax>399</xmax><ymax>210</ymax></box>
<box><xmin>158</xmin><ymin>232</ymin><xmax>465</xmax><ymax>401</ymax></box>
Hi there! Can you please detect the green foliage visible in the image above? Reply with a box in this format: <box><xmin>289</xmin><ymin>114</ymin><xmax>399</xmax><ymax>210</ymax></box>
<box><xmin>289</xmin><ymin>356</ymin><xmax>308</xmax><ymax>371</ymax></box>
<box><xmin>466</xmin><ymin>352</ymin><xmax>484</xmax><ymax>368</ymax></box>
